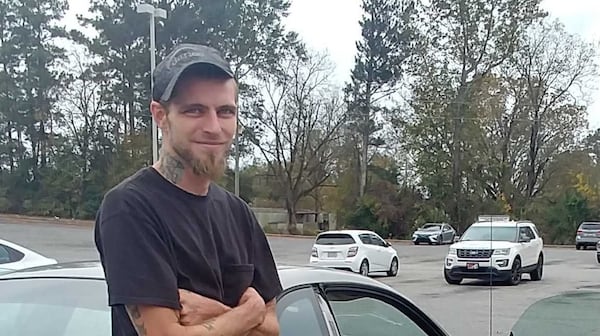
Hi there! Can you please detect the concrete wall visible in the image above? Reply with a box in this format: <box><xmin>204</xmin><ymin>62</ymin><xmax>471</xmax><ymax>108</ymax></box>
<box><xmin>250</xmin><ymin>207</ymin><xmax>336</xmax><ymax>233</ymax></box>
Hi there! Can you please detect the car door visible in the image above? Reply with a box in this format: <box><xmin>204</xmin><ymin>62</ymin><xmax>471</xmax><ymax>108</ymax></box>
<box><xmin>322</xmin><ymin>284</ymin><xmax>449</xmax><ymax>336</ymax></box>
<box><xmin>518</xmin><ymin>227</ymin><xmax>535</xmax><ymax>266</ymax></box>
<box><xmin>442</xmin><ymin>225</ymin><xmax>453</xmax><ymax>243</ymax></box>
<box><xmin>276</xmin><ymin>286</ymin><xmax>333</xmax><ymax>336</ymax></box>
<box><xmin>368</xmin><ymin>234</ymin><xmax>389</xmax><ymax>270</ymax></box>
<box><xmin>523</xmin><ymin>226</ymin><xmax>541</xmax><ymax>266</ymax></box>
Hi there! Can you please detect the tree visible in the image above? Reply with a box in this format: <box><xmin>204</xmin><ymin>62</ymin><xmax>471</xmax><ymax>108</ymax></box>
<box><xmin>508</xmin><ymin>20</ymin><xmax>596</xmax><ymax>207</ymax></box>
<box><xmin>409</xmin><ymin>0</ymin><xmax>546</xmax><ymax>227</ymax></box>
<box><xmin>248</xmin><ymin>51</ymin><xmax>346</xmax><ymax>231</ymax></box>
<box><xmin>347</xmin><ymin>0</ymin><xmax>416</xmax><ymax>198</ymax></box>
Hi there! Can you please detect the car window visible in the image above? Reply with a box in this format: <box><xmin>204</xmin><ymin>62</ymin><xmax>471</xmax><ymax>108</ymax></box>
<box><xmin>422</xmin><ymin>224</ymin><xmax>441</xmax><ymax>231</ymax></box>
<box><xmin>358</xmin><ymin>234</ymin><xmax>371</xmax><ymax>244</ymax></box>
<box><xmin>0</xmin><ymin>246</ymin><xmax>10</xmax><ymax>264</ymax></box>
<box><xmin>519</xmin><ymin>227</ymin><xmax>535</xmax><ymax>240</ymax></box>
<box><xmin>461</xmin><ymin>226</ymin><xmax>518</xmax><ymax>242</ymax></box>
<box><xmin>0</xmin><ymin>278</ymin><xmax>110</xmax><ymax>335</ymax></box>
<box><xmin>581</xmin><ymin>223</ymin><xmax>600</xmax><ymax>230</ymax></box>
<box><xmin>316</xmin><ymin>234</ymin><xmax>356</xmax><ymax>245</ymax></box>
<box><xmin>326</xmin><ymin>290</ymin><xmax>430</xmax><ymax>336</ymax></box>
<box><xmin>277</xmin><ymin>287</ymin><xmax>329</xmax><ymax>336</ymax></box>
<box><xmin>369</xmin><ymin>234</ymin><xmax>387</xmax><ymax>247</ymax></box>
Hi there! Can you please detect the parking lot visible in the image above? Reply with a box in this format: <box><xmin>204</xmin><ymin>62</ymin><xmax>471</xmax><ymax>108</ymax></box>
<box><xmin>1</xmin><ymin>220</ymin><xmax>599</xmax><ymax>336</ymax></box>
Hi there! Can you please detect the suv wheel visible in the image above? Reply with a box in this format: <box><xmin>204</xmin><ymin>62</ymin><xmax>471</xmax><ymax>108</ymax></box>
<box><xmin>506</xmin><ymin>258</ymin><xmax>522</xmax><ymax>286</ymax></box>
<box><xmin>576</xmin><ymin>244</ymin><xmax>582</xmax><ymax>250</ymax></box>
<box><xmin>530</xmin><ymin>254</ymin><xmax>543</xmax><ymax>281</ymax></box>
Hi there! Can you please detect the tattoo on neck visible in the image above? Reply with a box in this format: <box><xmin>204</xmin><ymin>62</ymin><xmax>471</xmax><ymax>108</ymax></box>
<box><xmin>159</xmin><ymin>152</ymin><xmax>185</xmax><ymax>184</ymax></box>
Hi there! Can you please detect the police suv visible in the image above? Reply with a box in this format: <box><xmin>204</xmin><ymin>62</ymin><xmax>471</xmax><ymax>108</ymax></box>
<box><xmin>444</xmin><ymin>216</ymin><xmax>544</xmax><ymax>286</ymax></box>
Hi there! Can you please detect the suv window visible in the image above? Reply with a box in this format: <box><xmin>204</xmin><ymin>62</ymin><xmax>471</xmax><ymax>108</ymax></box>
<box><xmin>519</xmin><ymin>227</ymin><xmax>535</xmax><ymax>240</ymax></box>
<box><xmin>581</xmin><ymin>223</ymin><xmax>600</xmax><ymax>230</ymax></box>
<box><xmin>315</xmin><ymin>233</ymin><xmax>356</xmax><ymax>245</ymax></box>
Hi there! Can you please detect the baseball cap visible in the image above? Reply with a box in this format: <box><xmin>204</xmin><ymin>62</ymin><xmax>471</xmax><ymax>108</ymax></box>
<box><xmin>152</xmin><ymin>43</ymin><xmax>235</xmax><ymax>102</ymax></box>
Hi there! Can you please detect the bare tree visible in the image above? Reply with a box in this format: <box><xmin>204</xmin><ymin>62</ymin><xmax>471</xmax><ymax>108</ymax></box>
<box><xmin>247</xmin><ymin>52</ymin><xmax>347</xmax><ymax>231</ymax></box>
<box><xmin>511</xmin><ymin>20</ymin><xmax>596</xmax><ymax>203</ymax></box>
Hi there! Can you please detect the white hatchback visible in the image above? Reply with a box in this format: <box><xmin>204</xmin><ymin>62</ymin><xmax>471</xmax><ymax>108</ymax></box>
<box><xmin>309</xmin><ymin>230</ymin><xmax>399</xmax><ymax>277</ymax></box>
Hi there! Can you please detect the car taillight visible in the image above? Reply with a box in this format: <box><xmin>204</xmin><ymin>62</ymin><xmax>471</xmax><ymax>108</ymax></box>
<box><xmin>311</xmin><ymin>247</ymin><xmax>318</xmax><ymax>258</ymax></box>
<box><xmin>577</xmin><ymin>230</ymin><xmax>583</xmax><ymax>235</ymax></box>
<box><xmin>347</xmin><ymin>246</ymin><xmax>358</xmax><ymax>257</ymax></box>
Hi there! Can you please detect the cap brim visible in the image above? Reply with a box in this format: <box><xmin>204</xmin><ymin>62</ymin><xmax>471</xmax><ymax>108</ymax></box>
<box><xmin>160</xmin><ymin>61</ymin><xmax>234</xmax><ymax>102</ymax></box>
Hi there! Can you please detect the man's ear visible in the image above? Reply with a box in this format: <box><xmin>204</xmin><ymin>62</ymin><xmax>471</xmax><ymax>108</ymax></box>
<box><xmin>150</xmin><ymin>101</ymin><xmax>169</xmax><ymax>130</ymax></box>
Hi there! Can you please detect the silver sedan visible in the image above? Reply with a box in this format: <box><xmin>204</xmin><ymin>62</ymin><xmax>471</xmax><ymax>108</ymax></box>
<box><xmin>0</xmin><ymin>261</ymin><xmax>450</xmax><ymax>336</ymax></box>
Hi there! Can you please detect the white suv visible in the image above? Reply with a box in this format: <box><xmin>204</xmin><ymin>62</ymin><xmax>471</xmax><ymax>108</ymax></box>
<box><xmin>444</xmin><ymin>216</ymin><xmax>544</xmax><ymax>285</ymax></box>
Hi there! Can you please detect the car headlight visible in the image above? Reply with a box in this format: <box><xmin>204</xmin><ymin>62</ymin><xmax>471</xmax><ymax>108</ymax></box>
<box><xmin>493</xmin><ymin>248</ymin><xmax>510</xmax><ymax>255</ymax></box>
<box><xmin>448</xmin><ymin>248</ymin><xmax>457</xmax><ymax>255</ymax></box>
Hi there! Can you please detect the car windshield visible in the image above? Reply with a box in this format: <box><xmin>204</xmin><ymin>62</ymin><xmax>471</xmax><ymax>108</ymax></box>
<box><xmin>460</xmin><ymin>226</ymin><xmax>518</xmax><ymax>242</ymax></box>
<box><xmin>315</xmin><ymin>233</ymin><xmax>356</xmax><ymax>245</ymax></box>
<box><xmin>0</xmin><ymin>278</ymin><xmax>110</xmax><ymax>335</ymax></box>
<box><xmin>510</xmin><ymin>290</ymin><xmax>600</xmax><ymax>336</ymax></box>
<box><xmin>421</xmin><ymin>224</ymin><xmax>441</xmax><ymax>231</ymax></box>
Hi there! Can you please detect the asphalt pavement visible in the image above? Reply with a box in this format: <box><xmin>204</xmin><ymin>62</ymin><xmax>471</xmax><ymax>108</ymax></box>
<box><xmin>1</xmin><ymin>220</ymin><xmax>599</xmax><ymax>336</ymax></box>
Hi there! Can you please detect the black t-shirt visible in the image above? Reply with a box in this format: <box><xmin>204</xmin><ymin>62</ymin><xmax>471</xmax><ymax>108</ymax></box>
<box><xmin>94</xmin><ymin>167</ymin><xmax>282</xmax><ymax>335</ymax></box>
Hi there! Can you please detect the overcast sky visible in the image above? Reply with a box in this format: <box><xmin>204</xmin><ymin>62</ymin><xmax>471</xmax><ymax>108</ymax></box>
<box><xmin>65</xmin><ymin>0</ymin><xmax>600</xmax><ymax>129</ymax></box>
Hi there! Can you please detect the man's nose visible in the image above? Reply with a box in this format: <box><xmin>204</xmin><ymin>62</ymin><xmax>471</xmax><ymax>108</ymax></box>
<box><xmin>201</xmin><ymin>109</ymin><xmax>221</xmax><ymax>134</ymax></box>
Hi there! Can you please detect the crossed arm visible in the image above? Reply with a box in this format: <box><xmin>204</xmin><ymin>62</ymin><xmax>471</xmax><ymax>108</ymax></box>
<box><xmin>126</xmin><ymin>287</ymin><xmax>280</xmax><ymax>336</ymax></box>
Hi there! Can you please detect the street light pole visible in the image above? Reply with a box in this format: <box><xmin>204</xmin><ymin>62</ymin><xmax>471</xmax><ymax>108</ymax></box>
<box><xmin>137</xmin><ymin>3</ymin><xmax>167</xmax><ymax>164</ymax></box>
<box><xmin>234</xmin><ymin>120</ymin><xmax>240</xmax><ymax>196</ymax></box>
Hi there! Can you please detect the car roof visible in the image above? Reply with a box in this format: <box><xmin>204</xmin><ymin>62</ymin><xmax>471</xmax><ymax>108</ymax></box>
<box><xmin>470</xmin><ymin>221</ymin><xmax>534</xmax><ymax>228</ymax></box>
<box><xmin>317</xmin><ymin>230</ymin><xmax>376</xmax><ymax>236</ymax></box>
<box><xmin>0</xmin><ymin>260</ymin><xmax>396</xmax><ymax>293</ymax></box>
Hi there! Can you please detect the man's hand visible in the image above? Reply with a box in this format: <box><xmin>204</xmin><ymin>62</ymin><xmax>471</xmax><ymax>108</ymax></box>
<box><xmin>238</xmin><ymin>287</ymin><xmax>267</xmax><ymax>327</ymax></box>
<box><xmin>248</xmin><ymin>298</ymin><xmax>279</xmax><ymax>336</ymax></box>
<box><xmin>178</xmin><ymin>289</ymin><xmax>232</xmax><ymax>326</ymax></box>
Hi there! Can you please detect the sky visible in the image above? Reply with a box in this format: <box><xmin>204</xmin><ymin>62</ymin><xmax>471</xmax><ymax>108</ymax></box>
<box><xmin>64</xmin><ymin>0</ymin><xmax>600</xmax><ymax>130</ymax></box>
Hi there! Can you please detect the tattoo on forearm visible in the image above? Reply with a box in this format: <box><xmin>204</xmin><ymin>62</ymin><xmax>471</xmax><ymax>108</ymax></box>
<box><xmin>126</xmin><ymin>305</ymin><xmax>147</xmax><ymax>336</ymax></box>
<box><xmin>159</xmin><ymin>151</ymin><xmax>185</xmax><ymax>184</ymax></box>
<box><xmin>202</xmin><ymin>318</ymin><xmax>216</xmax><ymax>331</ymax></box>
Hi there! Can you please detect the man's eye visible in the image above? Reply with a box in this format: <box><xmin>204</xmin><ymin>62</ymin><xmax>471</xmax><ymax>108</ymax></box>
<box><xmin>219</xmin><ymin>109</ymin><xmax>236</xmax><ymax>116</ymax></box>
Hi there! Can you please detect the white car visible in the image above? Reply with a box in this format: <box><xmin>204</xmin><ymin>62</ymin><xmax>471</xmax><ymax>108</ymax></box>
<box><xmin>0</xmin><ymin>239</ymin><xmax>57</xmax><ymax>271</ymax></box>
<box><xmin>309</xmin><ymin>230</ymin><xmax>399</xmax><ymax>277</ymax></box>
<box><xmin>443</xmin><ymin>216</ymin><xmax>544</xmax><ymax>286</ymax></box>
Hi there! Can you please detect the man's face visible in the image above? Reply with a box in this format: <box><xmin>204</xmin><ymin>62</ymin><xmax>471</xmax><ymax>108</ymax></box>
<box><xmin>153</xmin><ymin>76</ymin><xmax>238</xmax><ymax>180</ymax></box>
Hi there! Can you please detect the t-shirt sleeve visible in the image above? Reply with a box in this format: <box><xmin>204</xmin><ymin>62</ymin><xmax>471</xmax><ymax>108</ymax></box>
<box><xmin>94</xmin><ymin>188</ymin><xmax>180</xmax><ymax>310</ymax></box>
<box><xmin>248</xmin><ymin>209</ymin><xmax>283</xmax><ymax>303</ymax></box>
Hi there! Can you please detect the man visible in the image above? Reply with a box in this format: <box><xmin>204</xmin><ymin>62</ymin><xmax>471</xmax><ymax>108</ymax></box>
<box><xmin>94</xmin><ymin>43</ymin><xmax>282</xmax><ymax>336</ymax></box>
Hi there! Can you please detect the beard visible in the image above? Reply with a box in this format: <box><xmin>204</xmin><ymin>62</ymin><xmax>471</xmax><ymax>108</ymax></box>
<box><xmin>172</xmin><ymin>142</ymin><xmax>228</xmax><ymax>180</ymax></box>
<box><xmin>163</xmin><ymin>115</ymin><xmax>231</xmax><ymax>181</ymax></box>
